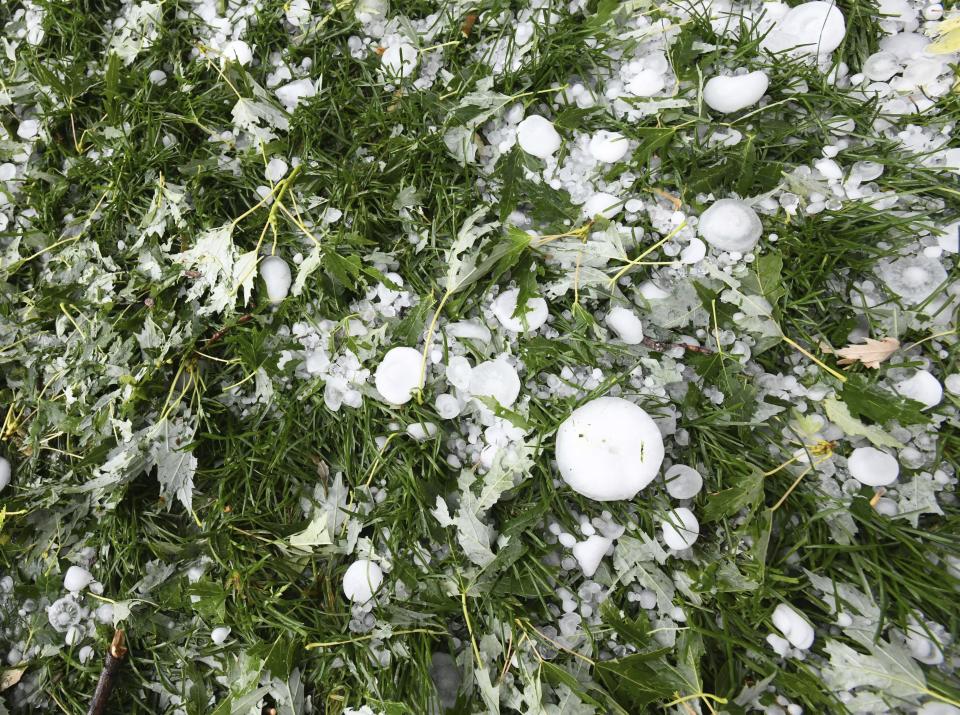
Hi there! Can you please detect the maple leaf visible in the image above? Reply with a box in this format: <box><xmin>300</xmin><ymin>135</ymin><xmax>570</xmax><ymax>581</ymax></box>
<box><xmin>834</xmin><ymin>337</ymin><xmax>900</xmax><ymax>369</ymax></box>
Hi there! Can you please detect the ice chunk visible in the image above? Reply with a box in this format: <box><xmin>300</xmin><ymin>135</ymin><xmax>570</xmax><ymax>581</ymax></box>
<box><xmin>697</xmin><ymin>199</ymin><xmax>763</xmax><ymax>252</ymax></box>
<box><xmin>491</xmin><ymin>288</ymin><xmax>548</xmax><ymax>332</ymax></box>
<box><xmin>572</xmin><ymin>535</ymin><xmax>613</xmax><ymax>577</ymax></box>
<box><xmin>260</xmin><ymin>256</ymin><xmax>292</xmax><ymax>303</ymax></box>
<box><xmin>375</xmin><ymin>347</ymin><xmax>424</xmax><ymax>405</ymax></box>
<box><xmin>661</xmin><ymin>507</ymin><xmax>699</xmax><ymax>550</ymax></box>
<box><xmin>664</xmin><ymin>464</ymin><xmax>703</xmax><ymax>499</ymax></box>
<box><xmin>605</xmin><ymin>306</ymin><xmax>644</xmax><ymax>344</ymax></box>
<box><xmin>703</xmin><ymin>71</ymin><xmax>769</xmax><ymax>114</ymax></box>
<box><xmin>516</xmin><ymin>115</ymin><xmax>561</xmax><ymax>159</ymax></box>
<box><xmin>848</xmin><ymin>446</ymin><xmax>899</xmax><ymax>486</ymax></box>
<box><xmin>772</xmin><ymin>603</ymin><xmax>815</xmax><ymax>649</ymax></box>
<box><xmin>343</xmin><ymin>559</ymin><xmax>383</xmax><ymax>603</ymax></box>
<box><xmin>895</xmin><ymin>370</ymin><xmax>942</xmax><ymax>409</ymax></box>
<box><xmin>588</xmin><ymin>131</ymin><xmax>629</xmax><ymax>163</ymax></box>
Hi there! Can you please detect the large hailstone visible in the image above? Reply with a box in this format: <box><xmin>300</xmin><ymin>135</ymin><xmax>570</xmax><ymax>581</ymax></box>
<box><xmin>572</xmin><ymin>535</ymin><xmax>613</xmax><ymax>577</ymax></box>
<box><xmin>491</xmin><ymin>288</ymin><xmax>549</xmax><ymax>332</ymax></box>
<box><xmin>847</xmin><ymin>446</ymin><xmax>899</xmax><ymax>486</ymax></box>
<box><xmin>605</xmin><ymin>306</ymin><xmax>644</xmax><ymax>344</ymax></box>
<box><xmin>342</xmin><ymin>559</ymin><xmax>383</xmax><ymax>603</ymax></box>
<box><xmin>260</xmin><ymin>256</ymin><xmax>292</xmax><ymax>303</ymax></box>
<box><xmin>877</xmin><ymin>256</ymin><xmax>947</xmax><ymax>304</ymax></box>
<box><xmin>0</xmin><ymin>457</ymin><xmax>10</xmax><ymax>492</ymax></box>
<box><xmin>582</xmin><ymin>192</ymin><xmax>622</xmax><ymax>219</ymax></box>
<box><xmin>516</xmin><ymin>115</ymin><xmax>562</xmax><ymax>159</ymax></box>
<box><xmin>703</xmin><ymin>71</ymin><xmax>769</xmax><ymax>114</ymax></box>
<box><xmin>661</xmin><ymin>507</ymin><xmax>700</xmax><ymax>550</ymax></box>
<box><xmin>772</xmin><ymin>603</ymin><xmax>815</xmax><ymax>649</ymax></box>
<box><xmin>588</xmin><ymin>131</ymin><xmax>629</xmax><ymax>163</ymax></box>
<box><xmin>469</xmin><ymin>358</ymin><xmax>521</xmax><ymax>407</ymax></box>
<box><xmin>381</xmin><ymin>43</ymin><xmax>418</xmax><ymax>78</ymax></box>
<box><xmin>664</xmin><ymin>464</ymin><xmax>703</xmax><ymax>499</ymax></box>
<box><xmin>555</xmin><ymin>397</ymin><xmax>665</xmax><ymax>501</ymax></box>
<box><xmin>64</xmin><ymin>566</ymin><xmax>93</xmax><ymax>593</ymax></box>
<box><xmin>761</xmin><ymin>1</ymin><xmax>846</xmax><ymax>56</ymax></box>
<box><xmin>697</xmin><ymin>199</ymin><xmax>763</xmax><ymax>253</ymax></box>
<box><xmin>895</xmin><ymin>370</ymin><xmax>942</xmax><ymax>409</ymax></box>
<box><xmin>374</xmin><ymin>347</ymin><xmax>424</xmax><ymax>405</ymax></box>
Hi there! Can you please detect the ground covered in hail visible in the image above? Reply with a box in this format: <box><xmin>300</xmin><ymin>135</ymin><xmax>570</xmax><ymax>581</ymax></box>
<box><xmin>1</xmin><ymin>0</ymin><xmax>959</xmax><ymax>713</ymax></box>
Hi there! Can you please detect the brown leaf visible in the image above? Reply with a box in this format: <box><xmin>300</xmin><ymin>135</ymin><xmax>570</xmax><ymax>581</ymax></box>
<box><xmin>835</xmin><ymin>337</ymin><xmax>900</xmax><ymax>369</ymax></box>
<box><xmin>1</xmin><ymin>666</ymin><xmax>25</xmax><ymax>691</ymax></box>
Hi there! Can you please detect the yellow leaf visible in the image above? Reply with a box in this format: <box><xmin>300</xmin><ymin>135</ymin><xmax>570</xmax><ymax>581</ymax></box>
<box><xmin>928</xmin><ymin>16</ymin><xmax>960</xmax><ymax>54</ymax></box>
<box><xmin>1</xmin><ymin>667</ymin><xmax>25</xmax><ymax>691</ymax></box>
<box><xmin>835</xmin><ymin>337</ymin><xmax>900</xmax><ymax>369</ymax></box>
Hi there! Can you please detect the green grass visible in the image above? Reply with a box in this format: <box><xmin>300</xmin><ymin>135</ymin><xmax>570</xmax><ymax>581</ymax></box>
<box><xmin>1</xmin><ymin>0</ymin><xmax>959</xmax><ymax>713</ymax></box>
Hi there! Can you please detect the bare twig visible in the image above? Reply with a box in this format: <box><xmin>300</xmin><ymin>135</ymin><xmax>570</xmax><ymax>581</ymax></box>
<box><xmin>87</xmin><ymin>630</ymin><xmax>127</xmax><ymax>715</ymax></box>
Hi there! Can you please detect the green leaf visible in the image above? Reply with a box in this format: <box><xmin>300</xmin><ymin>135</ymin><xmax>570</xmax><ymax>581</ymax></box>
<box><xmin>702</xmin><ymin>467</ymin><xmax>765</xmax><ymax>522</ymax></box>
<box><xmin>823</xmin><ymin>397</ymin><xmax>904</xmax><ymax>449</ymax></box>
<box><xmin>323</xmin><ymin>250</ymin><xmax>362</xmax><ymax>289</ymax></box>
<box><xmin>595</xmin><ymin>652</ymin><xmax>686</xmax><ymax>710</ymax></box>
<box><xmin>600</xmin><ymin>601</ymin><xmax>651</xmax><ymax>648</ymax></box>
<box><xmin>841</xmin><ymin>375</ymin><xmax>930</xmax><ymax>426</ymax></box>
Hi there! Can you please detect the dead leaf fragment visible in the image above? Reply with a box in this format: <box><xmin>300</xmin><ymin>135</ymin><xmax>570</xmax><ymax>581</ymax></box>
<box><xmin>1</xmin><ymin>666</ymin><xmax>25</xmax><ymax>691</ymax></box>
<box><xmin>835</xmin><ymin>337</ymin><xmax>900</xmax><ymax>369</ymax></box>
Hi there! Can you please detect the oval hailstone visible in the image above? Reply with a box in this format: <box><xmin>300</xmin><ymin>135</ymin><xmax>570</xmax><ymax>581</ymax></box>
<box><xmin>381</xmin><ymin>43</ymin><xmax>418</xmax><ymax>78</ymax></box>
<box><xmin>469</xmin><ymin>359</ymin><xmax>521</xmax><ymax>407</ymax></box>
<box><xmin>491</xmin><ymin>288</ymin><xmax>549</xmax><ymax>332</ymax></box>
<box><xmin>703</xmin><ymin>71</ymin><xmax>769</xmax><ymax>114</ymax></box>
<box><xmin>516</xmin><ymin>115</ymin><xmax>562</xmax><ymax>159</ymax></box>
<box><xmin>0</xmin><ymin>456</ymin><xmax>10</xmax><ymax>492</ymax></box>
<box><xmin>556</xmin><ymin>396</ymin><xmax>665</xmax><ymax>501</ymax></box>
<box><xmin>772</xmin><ymin>603</ymin><xmax>815</xmax><ymax>649</ymax></box>
<box><xmin>572</xmin><ymin>535</ymin><xmax>613</xmax><ymax>577</ymax></box>
<box><xmin>588</xmin><ymin>131</ymin><xmax>629</xmax><ymax>163</ymax></box>
<box><xmin>605</xmin><ymin>306</ymin><xmax>644</xmax><ymax>344</ymax></box>
<box><xmin>343</xmin><ymin>559</ymin><xmax>383</xmax><ymax>603</ymax></box>
<box><xmin>848</xmin><ymin>446</ymin><xmax>899</xmax><ymax>486</ymax></box>
<box><xmin>661</xmin><ymin>507</ymin><xmax>700</xmax><ymax>550</ymax></box>
<box><xmin>375</xmin><ymin>347</ymin><xmax>424</xmax><ymax>405</ymax></box>
<box><xmin>64</xmin><ymin>566</ymin><xmax>93</xmax><ymax>593</ymax></box>
<box><xmin>582</xmin><ymin>192</ymin><xmax>622</xmax><ymax>219</ymax></box>
<box><xmin>222</xmin><ymin>40</ymin><xmax>253</xmax><ymax>66</ymax></box>
<box><xmin>878</xmin><ymin>256</ymin><xmax>947</xmax><ymax>304</ymax></box>
<box><xmin>211</xmin><ymin>626</ymin><xmax>231</xmax><ymax>645</ymax></box>
<box><xmin>664</xmin><ymin>464</ymin><xmax>703</xmax><ymax>499</ymax></box>
<box><xmin>697</xmin><ymin>199</ymin><xmax>763</xmax><ymax>253</ymax></box>
<box><xmin>260</xmin><ymin>256</ymin><xmax>292</xmax><ymax>304</ymax></box>
<box><xmin>761</xmin><ymin>1</ymin><xmax>846</xmax><ymax>56</ymax></box>
<box><xmin>895</xmin><ymin>369</ymin><xmax>943</xmax><ymax>409</ymax></box>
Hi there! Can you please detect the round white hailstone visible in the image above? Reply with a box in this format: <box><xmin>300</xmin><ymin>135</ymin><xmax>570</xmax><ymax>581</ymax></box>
<box><xmin>444</xmin><ymin>320</ymin><xmax>491</xmax><ymax>343</ymax></box>
<box><xmin>880</xmin><ymin>32</ymin><xmax>930</xmax><ymax>59</ymax></box>
<box><xmin>762</xmin><ymin>1</ymin><xmax>846</xmax><ymax>56</ymax></box>
<box><xmin>905</xmin><ymin>625</ymin><xmax>944</xmax><ymax>665</ymax></box>
<box><xmin>661</xmin><ymin>507</ymin><xmax>700</xmax><ymax>550</ymax></box>
<box><xmin>259</xmin><ymin>256</ymin><xmax>292</xmax><ymax>304</ymax></box>
<box><xmin>571</xmin><ymin>535</ymin><xmax>613</xmax><ymax>577</ymax></box>
<box><xmin>446</xmin><ymin>356</ymin><xmax>473</xmax><ymax>391</ymax></box>
<box><xmin>702</xmin><ymin>71</ymin><xmax>769</xmax><ymax>114</ymax></box>
<box><xmin>814</xmin><ymin>158</ymin><xmax>843</xmax><ymax>180</ymax></box>
<box><xmin>406</xmin><ymin>422</ymin><xmax>438</xmax><ymax>441</ymax></box>
<box><xmin>626</xmin><ymin>69</ymin><xmax>665</xmax><ymax>97</ymax></box>
<box><xmin>435</xmin><ymin>394</ymin><xmax>461</xmax><ymax>419</ymax></box>
<box><xmin>945</xmin><ymin>374</ymin><xmax>960</xmax><ymax>395</ymax></box>
<box><xmin>878</xmin><ymin>256</ymin><xmax>947</xmax><ymax>304</ymax></box>
<box><xmin>65</xmin><ymin>625</ymin><xmax>83</xmax><ymax>646</ymax></box>
<box><xmin>275</xmin><ymin>78</ymin><xmax>317</xmax><ymax>110</ymax></box>
<box><xmin>211</xmin><ymin>626</ymin><xmax>231</xmax><ymax>645</ymax></box>
<box><xmin>680</xmin><ymin>238</ymin><xmax>707</xmax><ymax>265</ymax></box>
<box><xmin>265</xmin><ymin>157</ymin><xmax>288</xmax><ymax>183</ymax></box>
<box><xmin>491</xmin><ymin>288</ymin><xmax>549</xmax><ymax>332</ymax></box>
<box><xmin>96</xmin><ymin>603</ymin><xmax>115</xmax><ymax>624</ymax></box>
<box><xmin>381</xmin><ymin>43</ymin><xmax>419</xmax><ymax>78</ymax></box>
<box><xmin>17</xmin><ymin>119</ymin><xmax>39</xmax><ymax>140</ymax></box>
<box><xmin>919</xmin><ymin>702</ymin><xmax>960</xmax><ymax>715</ymax></box>
<box><xmin>222</xmin><ymin>40</ymin><xmax>253</xmax><ymax>66</ymax></box>
<box><xmin>78</xmin><ymin>645</ymin><xmax>95</xmax><ymax>664</ymax></box>
<box><xmin>605</xmin><ymin>306</ymin><xmax>644</xmax><ymax>344</ymax></box>
<box><xmin>664</xmin><ymin>464</ymin><xmax>703</xmax><ymax>500</ymax></box>
<box><xmin>772</xmin><ymin>603</ymin><xmax>815</xmax><ymax>650</ymax></box>
<box><xmin>556</xmin><ymin>397</ymin><xmax>665</xmax><ymax>501</ymax></box>
<box><xmin>469</xmin><ymin>359</ymin><xmax>521</xmax><ymax>407</ymax></box>
<box><xmin>516</xmin><ymin>115</ymin><xmax>562</xmax><ymax>159</ymax></box>
<box><xmin>923</xmin><ymin>4</ymin><xmax>944</xmax><ymax>21</ymax></box>
<box><xmin>374</xmin><ymin>347</ymin><xmax>424</xmax><ymax>405</ymax></box>
<box><xmin>0</xmin><ymin>457</ymin><xmax>10</xmax><ymax>492</ymax></box>
<box><xmin>64</xmin><ymin>566</ymin><xmax>93</xmax><ymax>593</ymax></box>
<box><xmin>582</xmin><ymin>192</ymin><xmax>622</xmax><ymax>219</ymax></box>
<box><xmin>848</xmin><ymin>446</ymin><xmax>899</xmax><ymax>486</ymax></box>
<box><xmin>863</xmin><ymin>51</ymin><xmax>900</xmax><ymax>81</ymax></box>
<box><xmin>895</xmin><ymin>370</ymin><xmax>942</xmax><ymax>409</ymax></box>
<box><xmin>148</xmin><ymin>69</ymin><xmax>167</xmax><ymax>85</ymax></box>
<box><xmin>639</xmin><ymin>281</ymin><xmax>670</xmax><ymax>300</ymax></box>
<box><xmin>697</xmin><ymin>199</ymin><xmax>763</xmax><ymax>253</ymax></box>
<box><xmin>588</xmin><ymin>131</ymin><xmax>629</xmax><ymax>163</ymax></box>
<box><xmin>342</xmin><ymin>559</ymin><xmax>383</xmax><ymax>603</ymax></box>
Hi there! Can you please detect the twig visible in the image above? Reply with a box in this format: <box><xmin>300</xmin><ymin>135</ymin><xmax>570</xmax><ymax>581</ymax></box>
<box><xmin>640</xmin><ymin>336</ymin><xmax>713</xmax><ymax>355</ymax></box>
<box><xmin>87</xmin><ymin>630</ymin><xmax>127</xmax><ymax>715</ymax></box>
